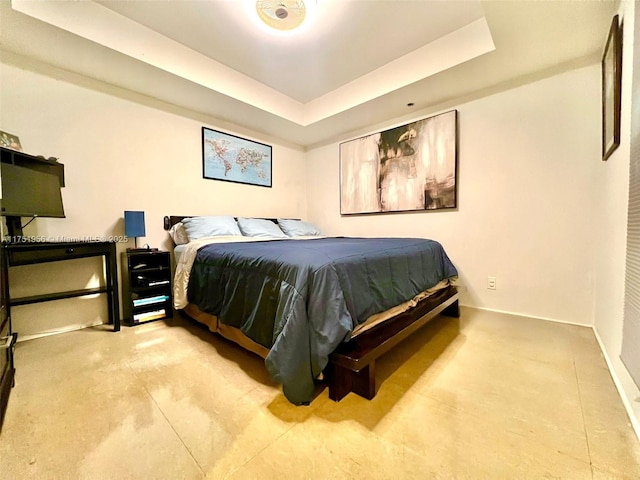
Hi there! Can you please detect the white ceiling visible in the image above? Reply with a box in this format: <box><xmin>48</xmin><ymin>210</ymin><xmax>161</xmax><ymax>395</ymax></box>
<box><xmin>0</xmin><ymin>0</ymin><xmax>618</xmax><ymax>148</ymax></box>
<box><xmin>96</xmin><ymin>0</ymin><xmax>488</xmax><ymax>103</ymax></box>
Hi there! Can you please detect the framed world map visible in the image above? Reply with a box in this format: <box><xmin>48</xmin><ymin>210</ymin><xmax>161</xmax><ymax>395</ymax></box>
<box><xmin>202</xmin><ymin>127</ymin><xmax>272</xmax><ymax>187</ymax></box>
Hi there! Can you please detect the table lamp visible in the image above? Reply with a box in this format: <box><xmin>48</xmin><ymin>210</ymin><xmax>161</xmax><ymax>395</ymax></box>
<box><xmin>124</xmin><ymin>210</ymin><xmax>146</xmax><ymax>250</ymax></box>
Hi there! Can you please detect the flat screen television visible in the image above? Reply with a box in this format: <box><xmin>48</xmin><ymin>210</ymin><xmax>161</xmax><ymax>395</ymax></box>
<box><xmin>0</xmin><ymin>160</ymin><xmax>65</xmax><ymax>239</ymax></box>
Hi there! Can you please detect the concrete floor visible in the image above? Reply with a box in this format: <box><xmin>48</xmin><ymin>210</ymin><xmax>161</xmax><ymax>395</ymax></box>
<box><xmin>1</xmin><ymin>306</ymin><xmax>639</xmax><ymax>479</ymax></box>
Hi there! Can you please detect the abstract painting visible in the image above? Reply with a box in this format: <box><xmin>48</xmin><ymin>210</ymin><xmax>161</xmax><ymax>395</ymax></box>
<box><xmin>202</xmin><ymin>127</ymin><xmax>272</xmax><ymax>187</ymax></box>
<box><xmin>340</xmin><ymin>110</ymin><xmax>458</xmax><ymax>214</ymax></box>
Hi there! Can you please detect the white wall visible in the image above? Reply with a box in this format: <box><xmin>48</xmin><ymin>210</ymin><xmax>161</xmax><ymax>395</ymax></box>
<box><xmin>0</xmin><ymin>47</ymin><xmax>607</xmax><ymax>334</ymax></box>
<box><xmin>307</xmin><ymin>65</ymin><xmax>600</xmax><ymax>325</ymax></box>
<box><xmin>0</xmin><ymin>58</ymin><xmax>307</xmax><ymax>248</ymax></box>
<box><xmin>0</xmin><ymin>56</ymin><xmax>307</xmax><ymax>338</ymax></box>
<box><xmin>593</xmin><ymin>0</ymin><xmax>640</xmax><ymax>436</ymax></box>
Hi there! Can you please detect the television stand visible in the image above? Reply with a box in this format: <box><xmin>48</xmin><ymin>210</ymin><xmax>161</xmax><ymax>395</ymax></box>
<box><xmin>3</xmin><ymin>240</ymin><xmax>120</xmax><ymax>332</ymax></box>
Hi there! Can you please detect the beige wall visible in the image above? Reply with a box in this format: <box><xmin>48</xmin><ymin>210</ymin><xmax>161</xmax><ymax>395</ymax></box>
<box><xmin>0</xmin><ymin>57</ymin><xmax>307</xmax><ymax>338</ymax></box>
<box><xmin>593</xmin><ymin>0</ymin><xmax>640</xmax><ymax>436</ymax></box>
<box><xmin>0</xmin><ymin>31</ymin><xmax>623</xmax><ymax>350</ymax></box>
<box><xmin>1</xmin><ymin>55</ymin><xmax>603</xmax><ymax>335</ymax></box>
<box><xmin>307</xmin><ymin>64</ymin><xmax>600</xmax><ymax>325</ymax></box>
<box><xmin>0</xmin><ymin>58</ymin><xmax>307</xmax><ymax>249</ymax></box>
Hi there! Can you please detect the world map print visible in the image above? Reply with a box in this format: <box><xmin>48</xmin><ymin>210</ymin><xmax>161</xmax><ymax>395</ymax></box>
<box><xmin>202</xmin><ymin>128</ymin><xmax>272</xmax><ymax>187</ymax></box>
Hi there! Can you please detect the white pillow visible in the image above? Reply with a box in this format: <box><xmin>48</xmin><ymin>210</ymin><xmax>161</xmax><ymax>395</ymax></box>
<box><xmin>168</xmin><ymin>222</ymin><xmax>189</xmax><ymax>245</ymax></box>
<box><xmin>277</xmin><ymin>219</ymin><xmax>322</xmax><ymax>237</ymax></box>
<box><xmin>181</xmin><ymin>215</ymin><xmax>242</xmax><ymax>240</ymax></box>
<box><xmin>237</xmin><ymin>218</ymin><xmax>287</xmax><ymax>238</ymax></box>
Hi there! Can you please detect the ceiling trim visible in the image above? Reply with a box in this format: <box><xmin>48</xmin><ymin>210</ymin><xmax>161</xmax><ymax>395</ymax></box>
<box><xmin>303</xmin><ymin>17</ymin><xmax>494</xmax><ymax>125</ymax></box>
<box><xmin>11</xmin><ymin>0</ymin><xmax>305</xmax><ymax>123</ymax></box>
<box><xmin>12</xmin><ymin>0</ymin><xmax>494</xmax><ymax>127</ymax></box>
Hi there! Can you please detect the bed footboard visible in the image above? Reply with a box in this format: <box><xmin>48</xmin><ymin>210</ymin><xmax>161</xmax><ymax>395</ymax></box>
<box><xmin>327</xmin><ymin>285</ymin><xmax>459</xmax><ymax>401</ymax></box>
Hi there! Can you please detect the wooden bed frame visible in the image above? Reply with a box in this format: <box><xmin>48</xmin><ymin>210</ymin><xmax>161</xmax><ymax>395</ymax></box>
<box><xmin>164</xmin><ymin>215</ymin><xmax>460</xmax><ymax>402</ymax></box>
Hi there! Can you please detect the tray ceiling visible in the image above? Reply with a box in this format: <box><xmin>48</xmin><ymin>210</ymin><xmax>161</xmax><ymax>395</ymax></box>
<box><xmin>0</xmin><ymin>0</ymin><xmax>618</xmax><ymax>148</ymax></box>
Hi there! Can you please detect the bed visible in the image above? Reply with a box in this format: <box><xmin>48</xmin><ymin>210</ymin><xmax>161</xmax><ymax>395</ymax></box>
<box><xmin>165</xmin><ymin>215</ymin><xmax>459</xmax><ymax>405</ymax></box>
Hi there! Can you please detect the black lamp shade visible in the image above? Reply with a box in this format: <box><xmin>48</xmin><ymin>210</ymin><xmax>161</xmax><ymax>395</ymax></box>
<box><xmin>124</xmin><ymin>211</ymin><xmax>146</xmax><ymax>238</ymax></box>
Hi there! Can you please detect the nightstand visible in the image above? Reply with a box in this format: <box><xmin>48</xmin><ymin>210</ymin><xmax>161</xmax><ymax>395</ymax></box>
<box><xmin>121</xmin><ymin>250</ymin><xmax>173</xmax><ymax>326</ymax></box>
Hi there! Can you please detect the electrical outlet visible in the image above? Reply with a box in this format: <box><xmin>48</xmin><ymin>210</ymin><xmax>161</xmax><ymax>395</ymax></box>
<box><xmin>488</xmin><ymin>276</ymin><xmax>497</xmax><ymax>290</ymax></box>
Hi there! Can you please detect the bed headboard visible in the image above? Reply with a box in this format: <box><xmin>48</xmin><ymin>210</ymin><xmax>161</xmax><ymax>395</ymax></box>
<box><xmin>163</xmin><ymin>215</ymin><xmax>285</xmax><ymax>230</ymax></box>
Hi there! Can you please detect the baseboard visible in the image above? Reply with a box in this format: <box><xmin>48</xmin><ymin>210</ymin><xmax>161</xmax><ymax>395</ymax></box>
<box><xmin>460</xmin><ymin>303</ymin><xmax>591</xmax><ymax>327</ymax></box>
<box><xmin>16</xmin><ymin>320</ymin><xmax>106</xmax><ymax>343</ymax></box>
<box><xmin>591</xmin><ymin>328</ymin><xmax>640</xmax><ymax>444</ymax></box>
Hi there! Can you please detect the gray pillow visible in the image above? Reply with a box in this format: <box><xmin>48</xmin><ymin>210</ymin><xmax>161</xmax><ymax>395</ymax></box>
<box><xmin>237</xmin><ymin>218</ymin><xmax>287</xmax><ymax>238</ymax></box>
<box><xmin>277</xmin><ymin>219</ymin><xmax>322</xmax><ymax>237</ymax></box>
<box><xmin>181</xmin><ymin>216</ymin><xmax>242</xmax><ymax>240</ymax></box>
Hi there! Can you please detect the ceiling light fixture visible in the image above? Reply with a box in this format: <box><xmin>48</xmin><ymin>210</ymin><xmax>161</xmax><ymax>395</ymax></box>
<box><xmin>253</xmin><ymin>0</ymin><xmax>316</xmax><ymax>33</ymax></box>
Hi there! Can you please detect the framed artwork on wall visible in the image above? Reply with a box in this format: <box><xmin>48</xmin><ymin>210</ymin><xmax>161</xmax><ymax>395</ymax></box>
<box><xmin>340</xmin><ymin>110</ymin><xmax>458</xmax><ymax>215</ymax></box>
<box><xmin>202</xmin><ymin>127</ymin><xmax>272</xmax><ymax>187</ymax></box>
<box><xmin>0</xmin><ymin>131</ymin><xmax>22</xmax><ymax>152</ymax></box>
<box><xmin>602</xmin><ymin>14</ymin><xmax>622</xmax><ymax>161</ymax></box>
